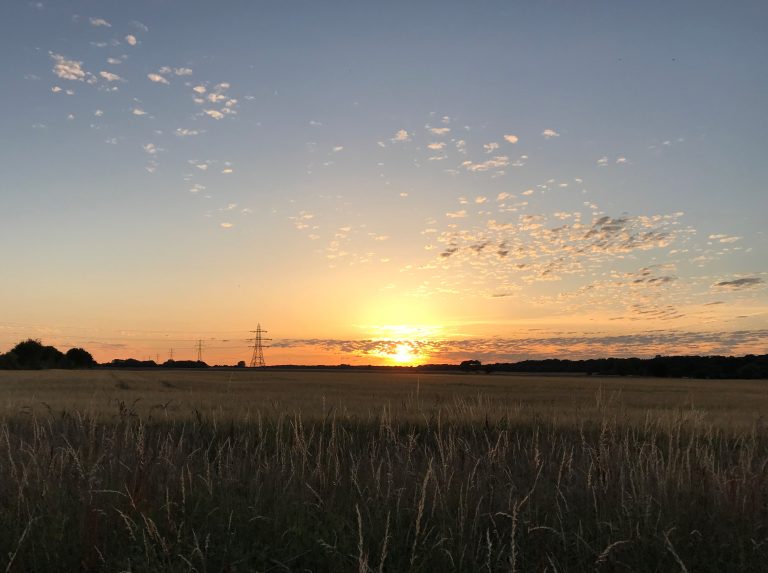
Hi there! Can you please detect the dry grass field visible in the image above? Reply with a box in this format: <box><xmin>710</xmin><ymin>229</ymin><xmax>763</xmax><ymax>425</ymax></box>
<box><xmin>1</xmin><ymin>368</ymin><xmax>767</xmax><ymax>426</ymax></box>
<box><xmin>0</xmin><ymin>369</ymin><xmax>767</xmax><ymax>571</ymax></box>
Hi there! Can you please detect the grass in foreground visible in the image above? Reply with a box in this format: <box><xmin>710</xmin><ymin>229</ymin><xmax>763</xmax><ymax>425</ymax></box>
<box><xmin>1</xmin><ymin>400</ymin><xmax>767</xmax><ymax>572</ymax></box>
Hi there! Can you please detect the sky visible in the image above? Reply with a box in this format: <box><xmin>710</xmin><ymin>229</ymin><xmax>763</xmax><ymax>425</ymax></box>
<box><xmin>1</xmin><ymin>0</ymin><xmax>766</xmax><ymax>365</ymax></box>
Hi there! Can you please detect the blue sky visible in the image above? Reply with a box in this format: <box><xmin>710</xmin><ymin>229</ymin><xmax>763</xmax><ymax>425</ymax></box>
<box><xmin>1</xmin><ymin>0</ymin><xmax>766</xmax><ymax>364</ymax></box>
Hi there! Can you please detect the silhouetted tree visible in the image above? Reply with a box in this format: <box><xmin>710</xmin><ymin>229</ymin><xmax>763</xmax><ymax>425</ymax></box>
<box><xmin>0</xmin><ymin>351</ymin><xmax>20</xmax><ymax>369</ymax></box>
<box><xmin>10</xmin><ymin>339</ymin><xmax>66</xmax><ymax>369</ymax></box>
<box><xmin>459</xmin><ymin>359</ymin><xmax>482</xmax><ymax>372</ymax></box>
<box><xmin>65</xmin><ymin>348</ymin><xmax>96</xmax><ymax>368</ymax></box>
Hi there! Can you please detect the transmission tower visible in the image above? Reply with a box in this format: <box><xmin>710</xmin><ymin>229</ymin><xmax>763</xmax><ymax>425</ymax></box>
<box><xmin>196</xmin><ymin>340</ymin><xmax>204</xmax><ymax>362</ymax></box>
<box><xmin>248</xmin><ymin>324</ymin><xmax>271</xmax><ymax>368</ymax></box>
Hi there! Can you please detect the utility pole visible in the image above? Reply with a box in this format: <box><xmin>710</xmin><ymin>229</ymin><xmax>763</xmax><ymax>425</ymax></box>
<box><xmin>248</xmin><ymin>324</ymin><xmax>271</xmax><ymax>368</ymax></box>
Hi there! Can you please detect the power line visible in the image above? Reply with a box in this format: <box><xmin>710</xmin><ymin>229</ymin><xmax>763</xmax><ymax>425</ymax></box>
<box><xmin>247</xmin><ymin>324</ymin><xmax>271</xmax><ymax>368</ymax></box>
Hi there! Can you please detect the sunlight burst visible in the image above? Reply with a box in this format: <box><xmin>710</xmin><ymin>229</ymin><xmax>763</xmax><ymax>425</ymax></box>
<box><xmin>391</xmin><ymin>343</ymin><xmax>418</xmax><ymax>364</ymax></box>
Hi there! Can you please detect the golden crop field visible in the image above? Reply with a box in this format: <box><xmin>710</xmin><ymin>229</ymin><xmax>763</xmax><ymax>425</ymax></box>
<box><xmin>1</xmin><ymin>369</ymin><xmax>767</xmax><ymax>571</ymax></box>
<box><xmin>1</xmin><ymin>368</ymin><xmax>766</xmax><ymax>427</ymax></box>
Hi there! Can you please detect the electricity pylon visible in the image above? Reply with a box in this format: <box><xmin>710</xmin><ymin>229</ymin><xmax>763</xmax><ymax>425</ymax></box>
<box><xmin>248</xmin><ymin>324</ymin><xmax>271</xmax><ymax>368</ymax></box>
<box><xmin>196</xmin><ymin>340</ymin><xmax>204</xmax><ymax>362</ymax></box>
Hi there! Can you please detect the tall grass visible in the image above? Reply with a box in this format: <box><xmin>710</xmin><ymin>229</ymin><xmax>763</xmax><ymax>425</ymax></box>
<box><xmin>1</xmin><ymin>397</ymin><xmax>767</xmax><ymax>571</ymax></box>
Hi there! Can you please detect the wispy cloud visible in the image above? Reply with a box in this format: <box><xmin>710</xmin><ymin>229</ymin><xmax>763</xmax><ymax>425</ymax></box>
<box><xmin>130</xmin><ymin>20</ymin><xmax>149</xmax><ymax>33</ymax></box>
<box><xmin>708</xmin><ymin>234</ymin><xmax>741</xmax><ymax>244</ymax></box>
<box><xmin>713</xmin><ymin>277</ymin><xmax>764</xmax><ymax>291</ymax></box>
<box><xmin>89</xmin><ymin>17</ymin><xmax>111</xmax><ymax>27</ymax></box>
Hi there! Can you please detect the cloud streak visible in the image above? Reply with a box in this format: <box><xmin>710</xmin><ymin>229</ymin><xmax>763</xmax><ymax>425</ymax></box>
<box><xmin>713</xmin><ymin>277</ymin><xmax>764</xmax><ymax>291</ymax></box>
<box><xmin>272</xmin><ymin>329</ymin><xmax>768</xmax><ymax>361</ymax></box>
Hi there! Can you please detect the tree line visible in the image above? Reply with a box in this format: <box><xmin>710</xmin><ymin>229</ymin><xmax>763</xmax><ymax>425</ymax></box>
<box><xmin>0</xmin><ymin>339</ymin><xmax>96</xmax><ymax>369</ymax></box>
<box><xmin>449</xmin><ymin>354</ymin><xmax>768</xmax><ymax>379</ymax></box>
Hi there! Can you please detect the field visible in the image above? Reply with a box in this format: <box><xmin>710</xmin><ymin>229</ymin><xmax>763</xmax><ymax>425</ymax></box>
<box><xmin>1</xmin><ymin>369</ymin><xmax>767</xmax><ymax>571</ymax></box>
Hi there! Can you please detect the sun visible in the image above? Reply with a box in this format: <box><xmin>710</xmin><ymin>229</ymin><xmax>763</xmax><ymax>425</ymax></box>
<box><xmin>391</xmin><ymin>343</ymin><xmax>418</xmax><ymax>364</ymax></box>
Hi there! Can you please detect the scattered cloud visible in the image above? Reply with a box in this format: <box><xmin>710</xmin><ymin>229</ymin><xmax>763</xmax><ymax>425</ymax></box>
<box><xmin>131</xmin><ymin>107</ymin><xmax>147</xmax><ymax>116</ymax></box>
<box><xmin>99</xmin><ymin>70</ymin><xmax>122</xmax><ymax>82</ymax></box>
<box><xmin>503</xmin><ymin>134</ymin><xmax>519</xmax><ymax>144</ymax></box>
<box><xmin>542</xmin><ymin>128</ymin><xmax>560</xmax><ymax>138</ymax></box>
<box><xmin>461</xmin><ymin>156</ymin><xmax>509</xmax><ymax>172</ymax></box>
<box><xmin>429</xmin><ymin>127</ymin><xmax>450</xmax><ymax>136</ymax></box>
<box><xmin>175</xmin><ymin>128</ymin><xmax>203</xmax><ymax>137</ymax></box>
<box><xmin>273</xmin><ymin>329</ymin><xmax>768</xmax><ymax>361</ymax></box>
<box><xmin>125</xmin><ymin>35</ymin><xmax>138</xmax><ymax>46</ymax></box>
<box><xmin>392</xmin><ymin>129</ymin><xmax>410</xmax><ymax>142</ymax></box>
<box><xmin>427</xmin><ymin>142</ymin><xmax>445</xmax><ymax>150</ymax></box>
<box><xmin>483</xmin><ymin>142</ymin><xmax>499</xmax><ymax>153</ymax></box>
<box><xmin>147</xmin><ymin>73</ymin><xmax>169</xmax><ymax>85</ymax></box>
<box><xmin>50</xmin><ymin>53</ymin><xmax>86</xmax><ymax>81</ymax></box>
<box><xmin>708</xmin><ymin>234</ymin><xmax>741</xmax><ymax>244</ymax></box>
<box><xmin>220</xmin><ymin>222</ymin><xmax>234</xmax><ymax>229</ymax></box>
<box><xmin>204</xmin><ymin>110</ymin><xmax>225</xmax><ymax>120</ymax></box>
<box><xmin>89</xmin><ymin>17</ymin><xmax>111</xmax><ymax>27</ymax></box>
